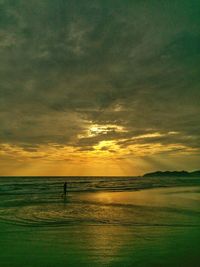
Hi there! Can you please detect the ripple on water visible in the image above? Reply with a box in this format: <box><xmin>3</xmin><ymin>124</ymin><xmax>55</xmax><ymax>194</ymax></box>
<box><xmin>1</xmin><ymin>195</ymin><xmax>200</xmax><ymax>228</ymax></box>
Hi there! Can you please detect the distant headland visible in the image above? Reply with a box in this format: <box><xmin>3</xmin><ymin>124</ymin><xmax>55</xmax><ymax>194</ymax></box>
<box><xmin>143</xmin><ymin>170</ymin><xmax>200</xmax><ymax>177</ymax></box>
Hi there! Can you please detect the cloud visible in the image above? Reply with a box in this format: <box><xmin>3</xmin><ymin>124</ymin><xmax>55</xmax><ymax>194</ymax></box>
<box><xmin>0</xmin><ymin>0</ymin><xmax>200</xmax><ymax>159</ymax></box>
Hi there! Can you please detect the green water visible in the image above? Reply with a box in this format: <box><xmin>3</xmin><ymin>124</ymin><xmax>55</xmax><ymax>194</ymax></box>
<box><xmin>0</xmin><ymin>223</ymin><xmax>200</xmax><ymax>267</ymax></box>
<box><xmin>0</xmin><ymin>186</ymin><xmax>200</xmax><ymax>267</ymax></box>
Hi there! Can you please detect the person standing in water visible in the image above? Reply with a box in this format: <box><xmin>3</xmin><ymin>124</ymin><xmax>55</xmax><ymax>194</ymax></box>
<box><xmin>63</xmin><ymin>182</ymin><xmax>67</xmax><ymax>196</ymax></box>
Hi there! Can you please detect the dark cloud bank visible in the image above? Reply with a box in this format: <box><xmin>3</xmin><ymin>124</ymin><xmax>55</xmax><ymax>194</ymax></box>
<box><xmin>0</xmin><ymin>0</ymin><xmax>200</xmax><ymax>154</ymax></box>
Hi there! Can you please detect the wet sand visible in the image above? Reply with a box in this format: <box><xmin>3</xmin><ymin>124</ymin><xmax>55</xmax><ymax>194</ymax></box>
<box><xmin>0</xmin><ymin>186</ymin><xmax>200</xmax><ymax>267</ymax></box>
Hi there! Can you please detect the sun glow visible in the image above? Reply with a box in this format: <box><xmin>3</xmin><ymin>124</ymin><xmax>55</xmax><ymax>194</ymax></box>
<box><xmin>86</xmin><ymin>123</ymin><xmax>127</xmax><ymax>137</ymax></box>
<box><xmin>0</xmin><ymin>126</ymin><xmax>198</xmax><ymax>176</ymax></box>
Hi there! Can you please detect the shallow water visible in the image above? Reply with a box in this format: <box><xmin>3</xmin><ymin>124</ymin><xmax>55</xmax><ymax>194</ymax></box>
<box><xmin>0</xmin><ymin>177</ymin><xmax>200</xmax><ymax>266</ymax></box>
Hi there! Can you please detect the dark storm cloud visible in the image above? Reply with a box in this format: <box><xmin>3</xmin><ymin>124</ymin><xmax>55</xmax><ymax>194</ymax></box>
<box><xmin>0</xmin><ymin>0</ymin><xmax>200</xmax><ymax>152</ymax></box>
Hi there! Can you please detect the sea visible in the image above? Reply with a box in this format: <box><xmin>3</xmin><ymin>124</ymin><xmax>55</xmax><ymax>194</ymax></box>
<box><xmin>0</xmin><ymin>175</ymin><xmax>200</xmax><ymax>267</ymax></box>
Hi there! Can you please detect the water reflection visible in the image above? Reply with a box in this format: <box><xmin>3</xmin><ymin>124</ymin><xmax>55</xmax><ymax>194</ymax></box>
<box><xmin>1</xmin><ymin>187</ymin><xmax>200</xmax><ymax>266</ymax></box>
<box><xmin>1</xmin><ymin>187</ymin><xmax>200</xmax><ymax>227</ymax></box>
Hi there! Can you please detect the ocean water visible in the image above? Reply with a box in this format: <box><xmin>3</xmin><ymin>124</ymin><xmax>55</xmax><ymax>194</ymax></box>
<box><xmin>0</xmin><ymin>176</ymin><xmax>200</xmax><ymax>267</ymax></box>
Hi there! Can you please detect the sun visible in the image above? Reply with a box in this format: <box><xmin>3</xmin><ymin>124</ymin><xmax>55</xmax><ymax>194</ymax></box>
<box><xmin>88</xmin><ymin>123</ymin><xmax>127</xmax><ymax>137</ymax></box>
<box><xmin>90</xmin><ymin>125</ymin><xmax>104</xmax><ymax>135</ymax></box>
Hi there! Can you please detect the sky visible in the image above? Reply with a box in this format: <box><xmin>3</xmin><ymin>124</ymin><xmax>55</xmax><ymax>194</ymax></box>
<box><xmin>0</xmin><ymin>0</ymin><xmax>200</xmax><ymax>176</ymax></box>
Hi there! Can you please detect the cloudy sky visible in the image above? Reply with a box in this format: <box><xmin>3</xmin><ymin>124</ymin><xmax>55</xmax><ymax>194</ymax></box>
<box><xmin>0</xmin><ymin>0</ymin><xmax>200</xmax><ymax>176</ymax></box>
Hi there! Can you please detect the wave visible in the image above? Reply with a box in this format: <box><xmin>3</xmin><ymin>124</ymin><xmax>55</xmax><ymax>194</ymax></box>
<box><xmin>1</xmin><ymin>176</ymin><xmax>200</xmax><ymax>196</ymax></box>
<box><xmin>1</xmin><ymin>177</ymin><xmax>200</xmax><ymax>228</ymax></box>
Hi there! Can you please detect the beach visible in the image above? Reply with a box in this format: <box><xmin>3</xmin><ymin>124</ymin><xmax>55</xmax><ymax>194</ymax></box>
<box><xmin>1</xmin><ymin>0</ymin><xmax>199</xmax><ymax>266</ymax></box>
<box><xmin>0</xmin><ymin>177</ymin><xmax>200</xmax><ymax>267</ymax></box>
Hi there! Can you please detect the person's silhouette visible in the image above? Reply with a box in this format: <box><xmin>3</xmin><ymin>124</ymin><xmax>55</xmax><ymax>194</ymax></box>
<box><xmin>64</xmin><ymin>182</ymin><xmax>67</xmax><ymax>196</ymax></box>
